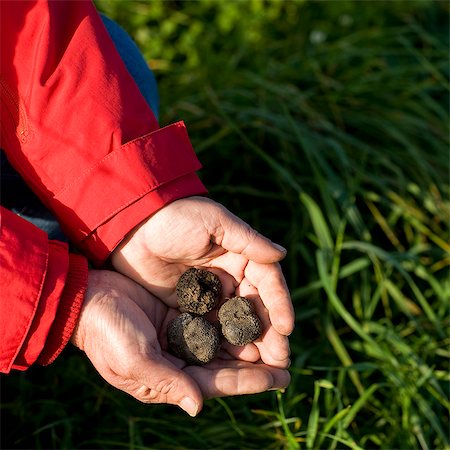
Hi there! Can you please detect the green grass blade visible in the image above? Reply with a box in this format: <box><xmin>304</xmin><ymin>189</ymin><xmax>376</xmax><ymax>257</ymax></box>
<box><xmin>342</xmin><ymin>384</ymin><xmax>380</xmax><ymax>429</ymax></box>
<box><xmin>316</xmin><ymin>250</ymin><xmax>378</xmax><ymax>347</ymax></box>
<box><xmin>306</xmin><ymin>381</ymin><xmax>321</xmax><ymax>450</ymax></box>
<box><xmin>301</xmin><ymin>193</ymin><xmax>334</xmax><ymax>251</ymax></box>
<box><xmin>323</xmin><ymin>313</ymin><xmax>364</xmax><ymax>395</ymax></box>
<box><xmin>276</xmin><ymin>391</ymin><xmax>301</xmax><ymax>450</ymax></box>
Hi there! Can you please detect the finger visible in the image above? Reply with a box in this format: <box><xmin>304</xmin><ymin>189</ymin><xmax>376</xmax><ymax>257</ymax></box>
<box><xmin>206</xmin><ymin>266</ymin><xmax>240</xmax><ymax>298</ymax></box>
<box><xmin>185</xmin><ymin>360</ymin><xmax>291</xmax><ymax>399</ymax></box>
<box><xmin>220</xmin><ymin>341</ymin><xmax>260</xmax><ymax>363</ymax></box>
<box><xmin>135</xmin><ymin>354</ymin><xmax>203</xmax><ymax>417</ymax></box>
<box><xmin>207</xmin><ymin>204</ymin><xmax>287</xmax><ymax>264</ymax></box>
<box><xmin>244</xmin><ymin>261</ymin><xmax>294</xmax><ymax>336</ymax></box>
<box><xmin>205</xmin><ymin>253</ymin><xmax>246</xmax><ymax>290</ymax></box>
<box><xmin>237</xmin><ymin>281</ymin><xmax>290</xmax><ymax>368</ymax></box>
<box><xmin>254</xmin><ymin>329</ymin><xmax>291</xmax><ymax>369</ymax></box>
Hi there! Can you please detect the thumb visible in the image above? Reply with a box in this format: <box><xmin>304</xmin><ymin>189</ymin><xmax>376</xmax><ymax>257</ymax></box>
<box><xmin>137</xmin><ymin>355</ymin><xmax>203</xmax><ymax>416</ymax></box>
<box><xmin>212</xmin><ymin>205</ymin><xmax>287</xmax><ymax>263</ymax></box>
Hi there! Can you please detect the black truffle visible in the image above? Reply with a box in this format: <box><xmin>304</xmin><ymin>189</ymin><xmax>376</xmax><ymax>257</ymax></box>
<box><xmin>176</xmin><ymin>268</ymin><xmax>222</xmax><ymax>315</ymax></box>
<box><xmin>167</xmin><ymin>313</ymin><xmax>220</xmax><ymax>365</ymax></box>
<box><xmin>218</xmin><ymin>296</ymin><xmax>262</xmax><ymax>346</ymax></box>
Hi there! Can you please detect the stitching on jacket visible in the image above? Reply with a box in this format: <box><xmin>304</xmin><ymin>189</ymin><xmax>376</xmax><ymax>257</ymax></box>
<box><xmin>120</xmin><ymin>121</ymin><xmax>183</xmax><ymax>150</ymax></box>
<box><xmin>83</xmin><ymin>168</ymin><xmax>198</xmax><ymax>235</ymax></box>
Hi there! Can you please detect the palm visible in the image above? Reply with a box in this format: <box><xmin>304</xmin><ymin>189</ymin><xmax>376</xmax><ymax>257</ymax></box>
<box><xmin>112</xmin><ymin>197</ymin><xmax>233</xmax><ymax>304</ymax></box>
<box><xmin>72</xmin><ymin>270</ymin><xmax>290</xmax><ymax>414</ymax></box>
<box><xmin>112</xmin><ymin>197</ymin><xmax>294</xmax><ymax>369</ymax></box>
<box><xmin>72</xmin><ymin>270</ymin><xmax>181</xmax><ymax>404</ymax></box>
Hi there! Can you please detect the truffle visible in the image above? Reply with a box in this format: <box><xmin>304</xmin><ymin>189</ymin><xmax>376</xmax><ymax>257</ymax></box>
<box><xmin>167</xmin><ymin>313</ymin><xmax>220</xmax><ymax>365</ymax></box>
<box><xmin>218</xmin><ymin>296</ymin><xmax>262</xmax><ymax>346</ymax></box>
<box><xmin>176</xmin><ymin>268</ymin><xmax>222</xmax><ymax>315</ymax></box>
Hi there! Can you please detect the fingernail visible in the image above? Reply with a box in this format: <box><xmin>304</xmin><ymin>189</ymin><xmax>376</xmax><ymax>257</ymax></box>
<box><xmin>269</xmin><ymin>387</ymin><xmax>287</xmax><ymax>393</ymax></box>
<box><xmin>180</xmin><ymin>397</ymin><xmax>199</xmax><ymax>417</ymax></box>
<box><xmin>273</xmin><ymin>243</ymin><xmax>287</xmax><ymax>253</ymax></box>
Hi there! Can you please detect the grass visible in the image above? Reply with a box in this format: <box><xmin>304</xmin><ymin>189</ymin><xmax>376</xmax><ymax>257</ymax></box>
<box><xmin>1</xmin><ymin>1</ymin><xmax>449</xmax><ymax>449</ymax></box>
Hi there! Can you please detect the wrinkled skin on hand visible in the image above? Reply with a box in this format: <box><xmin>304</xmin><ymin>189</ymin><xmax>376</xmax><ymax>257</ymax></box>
<box><xmin>111</xmin><ymin>197</ymin><xmax>295</xmax><ymax>369</ymax></box>
<box><xmin>71</xmin><ymin>270</ymin><xmax>290</xmax><ymax>416</ymax></box>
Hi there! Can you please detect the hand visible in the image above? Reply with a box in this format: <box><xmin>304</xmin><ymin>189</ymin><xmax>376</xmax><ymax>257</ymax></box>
<box><xmin>111</xmin><ymin>196</ymin><xmax>294</xmax><ymax>369</ymax></box>
<box><xmin>71</xmin><ymin>270</ymin><xmax>290</xmax><ymax>416</ymax></box>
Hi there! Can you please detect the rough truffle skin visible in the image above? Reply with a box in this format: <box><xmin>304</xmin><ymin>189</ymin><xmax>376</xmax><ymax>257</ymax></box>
<box><xmin>167</xmin><ymin>313</ymin><xmax>220</xmax><ymax>365</ymax></box>
<box><xmin>176</xmin><ymin>268</ymin><xmax>222</xmax><ymax>315</ymax></box>
<box><xmin>218</xmin><ymin>296</ymin><xmax>262</xmax><ymax>346</ymax></box>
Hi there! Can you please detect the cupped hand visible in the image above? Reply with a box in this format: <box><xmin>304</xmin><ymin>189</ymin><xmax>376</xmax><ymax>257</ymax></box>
<box><xmin>71</xmin><ymin>270</ymin><xmax>290</xmax><ymax>416</ymax></box>
<box><xmin>111</xmin><ymin>197</ymin><xmax>295</xmax><ymax>369</ymax></box>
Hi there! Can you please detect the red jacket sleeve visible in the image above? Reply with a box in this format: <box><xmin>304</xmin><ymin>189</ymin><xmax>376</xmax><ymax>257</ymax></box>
<box><xmin>0</xmin><ymin>0</ymin><xmax>207</xmax><ymax>266</ymax></box>
<box><xmin>0</xmin><ymin>207</ymin><xmax>87</xmax><ymax>373</ymax></box>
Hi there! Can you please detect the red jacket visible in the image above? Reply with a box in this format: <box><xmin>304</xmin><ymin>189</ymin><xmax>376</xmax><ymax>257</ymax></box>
<box><xmin>0</xmin><ymin>0</ymin><xmax>206</xmax><ymax>373</ymax></box>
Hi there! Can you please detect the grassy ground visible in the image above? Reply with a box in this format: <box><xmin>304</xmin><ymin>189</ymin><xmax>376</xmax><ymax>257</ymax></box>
<box><xmin>1</xmin><ymin>1</ymin><xmax>449</xmax><ymax>449</ymax></box>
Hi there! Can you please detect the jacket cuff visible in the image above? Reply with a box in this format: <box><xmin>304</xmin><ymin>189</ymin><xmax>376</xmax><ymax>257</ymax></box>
<box><xmin>81</xmin><ymin>171</ymin><xmax>207</xmax><ymax>266</ymax></box>
<box><xmin>37</xmin><ymin>254</ymin><xmax>88</xmax><ymax>366</ymax></box>
<box><xmin>52</xmin><ymin>121</ymin><xmax>204</xmax><ymax>252</ymax></box>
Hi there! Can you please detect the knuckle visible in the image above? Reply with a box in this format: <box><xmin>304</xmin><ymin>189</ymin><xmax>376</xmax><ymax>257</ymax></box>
<box><xmin>134</xmin><ymin>378</ymin><xmax>180</xmax><ymax>405</ymax></box>
<box><xmin>155</xmin><ymin>377</ymin><xmax>179</xmax><ymax>397</ymax></box>
<box><xmin>241</xmin><ymin>227</ymin><xmax>259</xmax><ymax>253</ymax></box>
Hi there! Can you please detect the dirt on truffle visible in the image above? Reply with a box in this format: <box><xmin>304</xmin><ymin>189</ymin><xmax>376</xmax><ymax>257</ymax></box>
<box><xmin>167</xmin><ymin>313</ymin><xmax>220</xmax><ymax>365</ymax></box>
<box><xmin>170</xmin><ymin>270</ymin><xmax>262</xmax><ymax>364</ymax></box>
<box><xmin>218</xmin><ymin>296</ymin><xmax>262</xmax><ymax>346</ymax></box>
<box><xmin>176</xmin><ymin>268</ymin><xmax>222</xmax><ymax>315</ymax></box>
